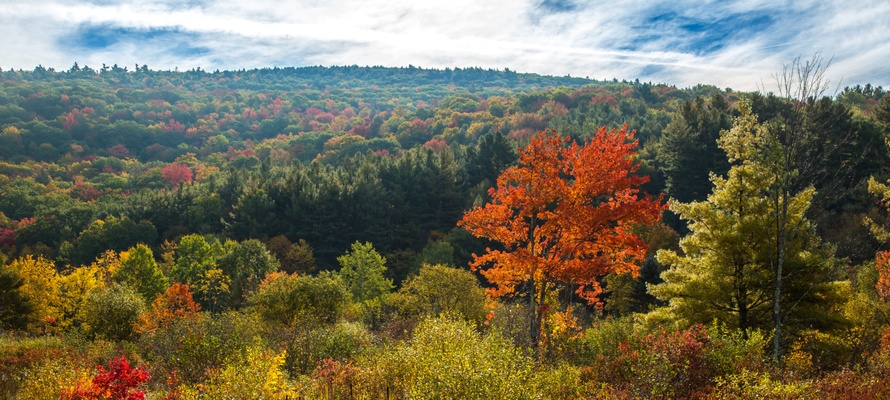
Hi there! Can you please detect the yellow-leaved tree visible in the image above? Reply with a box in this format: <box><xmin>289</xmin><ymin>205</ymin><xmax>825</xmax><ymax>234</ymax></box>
<box><xmin>8</xmin><ymin>255</ymin><xmax>61</xmax><ymax>332</ymax></box>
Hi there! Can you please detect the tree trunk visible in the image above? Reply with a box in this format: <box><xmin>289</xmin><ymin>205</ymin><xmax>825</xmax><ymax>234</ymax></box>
<box><xmin>772</xmin><ymin>187</ymin><xmax>789</xmax><ymax>362</ymax></box>
<box><xmin>530</xmin><ymin>280</ymin><xmax>547</xmax><ymax>354</ymax></box>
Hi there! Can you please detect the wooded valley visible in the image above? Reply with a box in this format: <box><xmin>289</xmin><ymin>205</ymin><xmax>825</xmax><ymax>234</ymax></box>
<box><xmin>1</xmin><ymin>62</ymin><xmax>890</xmax><ymax>398</ymax></box>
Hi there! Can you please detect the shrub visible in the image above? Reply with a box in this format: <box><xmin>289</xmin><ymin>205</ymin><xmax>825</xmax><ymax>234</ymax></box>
<box><xmin>0</xmin><ymin>335</ymin><xmax>70</xmax><ymax>398</ymax></box>
<box><xmin>16</xmin><ymin>356</ymin><xmax>92</xmax><ymax>400</ymax></box>
<box><xmin>138</xmin><ymin>311</ymin><xmax>262</xmax><ymax>384</ymax></box>
<box><xmin>81</xmin><ymin>284</ymin><xmax>146</xmax><ymax>341</ymax></box>
<box><xmin>583</xmin><ymin>323</ymin><xmax>768</xmax><ymax>399</ymax></box>
<box><xmin>177</xmin><ymin>345</ymin><xmax>296</xmax><ymax>400</ymax></box>
<box><xmin>250</xmin><ymin>272</ymin><xmax>349</xmax><ymax>325</ymax></box>
<box><xmin>358</xmin><ymin>316</ymin><xmax>533</xmax><ymax>399</ymax></box>
<box><xmin>712</xmin><ymin>369</ymin><xmax>813</xmax><ymax>399</ymax></box>
<box><xmin>285</xmin><ymin>321</ymin><xmax>373</xmax><ymax>376</ymax></box>
<box><xmin>135</xmin><ymin>283</ymin><xmax>201</xmax><ymax>335</ymax></box>
<box><xmin>391</xmin><ymin>263</ymin><xmax>487</xmax><ymax>325</ymax></box>
<box><xmin>60</xmin><ymin>353</ymin><xmax>151</xmax><ymax>400</ymax></box>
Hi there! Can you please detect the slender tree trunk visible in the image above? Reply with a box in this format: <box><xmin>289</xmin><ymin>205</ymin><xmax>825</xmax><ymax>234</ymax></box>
<box><xmin>530</xmin><ymin>280</ymin><xmax>539</xmax><ymax>349</ymax></box>
<box><xmin>530</xmin><ymin>280</ymin><xmax>547</xmax><ymax>355</ymax></box>
<box><xmin>772</xmin><ymin>186</ymin><xmax>789</xmax><ymax>362</ymax></box>
<box><xmin>528</xmin><ymin>214</ymin><xmax>542</xmax><ymax>351</ymax></box>
<box><xmin>737</xmin><ymin>282</ymin><xmax>749</xmax><ymax>340</ymax></box>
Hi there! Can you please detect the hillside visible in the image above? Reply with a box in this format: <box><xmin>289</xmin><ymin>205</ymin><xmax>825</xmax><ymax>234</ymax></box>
<box><xmin>2</xmin><ymin>65</ymin><xmax>890</xmax><ymax>398</ymax></box>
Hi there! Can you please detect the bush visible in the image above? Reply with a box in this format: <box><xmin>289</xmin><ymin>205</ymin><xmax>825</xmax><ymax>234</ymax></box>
<box><xmin>138</xmin><ymin>311</ymin><xmax>262</xmax><ymax>384</ymax></box>
<box><xmin>60</xmin><ymin>353</ymin><xmax>151</xmax><ymax>400</ymax></box>
<box><xmin>81</xmin><ymin>284</ymin><xmax>146</xmax><ymax>341</ymax></box>
<box><xmin>577</xmin><ymin>316</ymin><xmax>636</xmax><ymax>361</ymax></box>
<box><xmin>0</xmin><ymin>335</ymin><xmax>70</xmax><ymax>398</ymax></box>
<box><xmin>391</xmin><ymin>263</ymin><xmax>487</xmax><ymax>325</ymax></box>
<box><xmin>16</xmin><ymin>356</ymin><xmax>92</xmax><ymax>400</ymax></box>
<box><xmin>285</xmin><ymin>321</ymin><xmax>373</xmax><ymax>376</ymax></box>
<box><xmin>358</xmin><ymin>316</ymin><xmax>534</xmax><ymax>399</ymax></box>
<box><xmin>583</xmin><ymin>323</ymin><xmax>768</xmax><ymax>399</ymax></box>
<box><xmin>250</xmin><ymin>272</ymin><xmax>349</xmax><ymax>325</ymax></box>
<box><xmin>177</xmin><ymin>345</ymin><xmax>297</xmax><ymax>400</ymax></box>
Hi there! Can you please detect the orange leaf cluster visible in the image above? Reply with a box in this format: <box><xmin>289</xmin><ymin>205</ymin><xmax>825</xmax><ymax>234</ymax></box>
<box><xmin>877</xmin><ymin>251</ymin><xmax>890</xmax><ymax>301</ymax></box>
<box><xmin>135</xmin><ymin>283</ymin><xmax>201</xmax><ymax>334</ymax></box>
<box><xmin>458</xmin><ymin>126</ymin><xmax>663</xmax><ymax>304</ymax></box>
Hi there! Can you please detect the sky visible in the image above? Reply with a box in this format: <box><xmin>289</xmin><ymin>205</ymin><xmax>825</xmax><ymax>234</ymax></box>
<box><xmin>1</xmin><ymin>0</ymin><xmax>888</xmax><ymax>91</ymax></box>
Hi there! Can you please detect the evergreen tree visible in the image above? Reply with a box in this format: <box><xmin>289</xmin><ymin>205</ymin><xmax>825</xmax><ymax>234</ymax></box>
<box><xmin>656</xmin><ymin>95</ymin><xmax>733</xmax><ymax>204</ymax></box>
<box><xmin>649</xmin><ymin>101</ymin><xmax>840</xmax><ymax>344</ymax></box>
<box><xmin>0</xmin><ymin>266</ymin><xmax>33</xmax><ymax>330</ymax></box>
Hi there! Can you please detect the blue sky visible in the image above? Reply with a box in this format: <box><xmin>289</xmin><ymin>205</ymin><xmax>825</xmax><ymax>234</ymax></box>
<box><xmin>1</xmin><ymin>0</ymin><xmax>888</xmax><ymax>91</ymax></box>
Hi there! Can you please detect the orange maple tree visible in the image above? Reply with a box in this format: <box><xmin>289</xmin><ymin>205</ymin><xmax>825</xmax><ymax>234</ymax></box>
<box><xmin>134</xmin><ymin>283</ymin><xmax>201</xmax><ymax>335</ymax></box>
<box><xmin>458</xmin><ymin>126</ymin><xmax>663</xmax><ymax>347</ymax></box>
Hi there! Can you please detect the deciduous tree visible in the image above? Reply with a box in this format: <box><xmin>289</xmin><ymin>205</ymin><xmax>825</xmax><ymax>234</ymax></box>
<box><xmin>8</xmin><ymin>255</ymin><xmax>60</xmax><ymax>332</ymax></box>
<box><xmin>337</xmin><ymin>241</ymin><xmax>393</xmax><ymax>303</ymax></box>
<box><xmin>458</xmin><ymin>127</ymin><xmax>663</xmax><ymax>348</ymax></box>
<box><xmin>115</xmin><ymin>244</ymin><xmax>169</xmax><ymax>303</ymax></box>
<box><xmin>160</xmin><ymin>163</ymin><xmax>193</xmax><ymax>189</ymax></box>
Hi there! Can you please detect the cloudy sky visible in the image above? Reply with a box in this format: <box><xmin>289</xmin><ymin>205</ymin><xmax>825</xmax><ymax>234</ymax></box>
<box><xmin>1</xmin><ymin>0</ymin><xmax>888</xmax><ymax>91</ymax></box>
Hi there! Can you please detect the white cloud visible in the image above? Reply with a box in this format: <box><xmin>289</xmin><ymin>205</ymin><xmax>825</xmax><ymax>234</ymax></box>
<box><xmin>0</xmin><ymin>0</ymin><xmax>887</xmax><ymax>91</ymax></box>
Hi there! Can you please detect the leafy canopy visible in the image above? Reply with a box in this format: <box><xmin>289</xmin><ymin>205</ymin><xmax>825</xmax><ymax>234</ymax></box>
<box><xmin>459</xmin><ymin>126</ymin><xmax>663</xmax><ymax>304</ymax></box>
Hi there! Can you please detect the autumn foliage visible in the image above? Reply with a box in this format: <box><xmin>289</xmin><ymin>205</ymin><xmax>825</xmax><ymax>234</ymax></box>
<box><xmin>135</xmin><ymin>283</ymin><xmax>201</xmax><ymax>335</ymax></box>
<box><xmin>160</xmin><ymin>163</ymin><xmax>193</xmax><ymax>188</ymax></box>
<box><xmin>459</xmin><ymin>127</ymin><xmax>663</xmax><ymax>303</ymax></box>
<box><xmin>877</xmin><ymin>251</ymin><xmax>890</xmax><ymax>300</ymax></box>
<box><xmin>61</xmin><ymin>353</ymin><xmax>150</xmax><ymax>400</ymax></box>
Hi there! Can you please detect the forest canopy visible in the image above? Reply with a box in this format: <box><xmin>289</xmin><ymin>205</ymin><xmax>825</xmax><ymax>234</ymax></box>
<box><xmin>2</xmin><ymin>64</ymin><xmax>890</xmax><ymax>398</ymax></box>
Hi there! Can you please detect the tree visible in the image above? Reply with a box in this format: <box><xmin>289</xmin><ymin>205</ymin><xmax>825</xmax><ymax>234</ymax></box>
<box><xmin>8</xmin><ymin>255</ymin><xmax>60</xmax><ymax>332</ymax></box>
<box><xmin>337</xmin><ymin>241</ymin><xmax>393</xmax><ymax>303</ymax></box>
<box><xmin>217</xmin><ymin>239</ymin><xmax>280</xmax><ymax>307</ymax></box>
<box><xmin>226</xmin><ymin>188</ymin><xmax>276</xmax><ymax>240</ymax></box>
<box><xmin>747</xmin><ymin>54</ymin><xmax>864</xmax><ymax>360</ymax></box>
<box><xmin>649</xmin><ymin>147</ymin><xmax>834</xmax><ymax>337</ymax></box>
<box><xmin>466</xmin><ymin>131</ymin><xmax>518</xmax><ymax>196</ymax></box>
<box><xmin>58</xmin><ymin>265</ymin><xmax>105</xmax><ymax>329</ymax></box>
<box><xmin>656</xmin><ymin>94</ymin><xmax>733</xmax><ymax>204</ymax></box>
<box><xmin>250</xmin><ymin>271</ymin><xmax>349</xmax><ymax>325</ymax></box>
<box><xmin>161</xmin><ymin>163</ymin><xmax>193</xmax><ymax>188</ymax></box>
<box><xmin>171</xmin><ymin>234</ymin><xmax>220</xmax><ymax>285</ymax></box>
<box><xmin>458</xmin><ymin>127</ymin><xmax>663</xmax><ymax>348</ymax></box>
<box><xmin>266</xmin><ymin>236</ymin><xmax>317</xmax><ymax>275</ymax></box>
<box><xmin>0</xmin><ymin>266</ymin><xmax>32</xmax><ymax>330</ymax></box>
<box><xmin>82</xmin><ymin>284</ymin><xmax>146</xmax><ymax>340</ymax></box>
<box><xmin>115</xmin><ymin>244</ymin><xmax>169</xmax><ymax>303</ymax></box>
<box><xmin>392</xmin><ymin>263</ymin><xmax>487</xmax><ymax>324</ymax></box>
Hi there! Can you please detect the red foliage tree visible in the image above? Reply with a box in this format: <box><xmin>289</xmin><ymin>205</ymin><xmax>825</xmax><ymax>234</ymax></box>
<box><xmin>61</xmin><ymin>353</ymin><xmax>150</xmax><ymax>400</ymax></box>
<box><xmin>63</xmin><ymin>111</ymin><xmax>79</xmax><ymax>131</ymax></box>
<box><xmin>0</xmin><ymin>227</ymin><xmax>15</xmax><ymax>247</ymax></box>
<box><xmin>423</xmin><ymin>138</ymin><xmax>448</xmax><ymax>153</ymax></box>
<box><xmin>458</xmin><ymin>127</ymin><xmax>663</xmax><ymax>348</ymax></box>
<box><xmin>107</xmin><ymin>144</ymin><xmax>129</xmax><ymax>159</ymax></box>
<box><xmin>160</xmin><ymin>163</ymin><xmax>193</xmax><ymax>188</ymax></box>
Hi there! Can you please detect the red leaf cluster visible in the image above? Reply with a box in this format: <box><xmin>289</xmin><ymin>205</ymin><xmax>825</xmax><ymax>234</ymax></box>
<box><xmin>61</xmin><ymin>353</ymin><xmax>150</xmax><ymax>400</ymax></box>
<box><xmin>160</xmin><ymin>163</ymin><xmax>193</xmax><ymax>188</ymax></box>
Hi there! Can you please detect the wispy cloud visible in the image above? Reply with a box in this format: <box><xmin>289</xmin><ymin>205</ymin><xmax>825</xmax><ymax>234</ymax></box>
<box><xmin>0</xmin><ymin>0</ymin><xmax>887</xmax><ymax>91</ymax></box>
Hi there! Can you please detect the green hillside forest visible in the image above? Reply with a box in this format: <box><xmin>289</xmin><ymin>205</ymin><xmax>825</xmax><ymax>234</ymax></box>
<box><xmin>2</xmin><ymin>63</ymin><xmax>890</xmax><ymax>398</ymax></box>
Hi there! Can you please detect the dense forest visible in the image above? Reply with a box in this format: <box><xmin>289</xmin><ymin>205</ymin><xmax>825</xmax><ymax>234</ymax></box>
<box><xmin>2</xmin><ymin>63</ymin><xmax>890</xmax><ymax>398</ymax></box>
